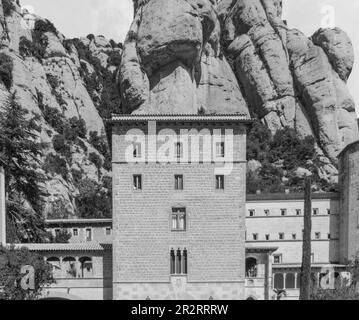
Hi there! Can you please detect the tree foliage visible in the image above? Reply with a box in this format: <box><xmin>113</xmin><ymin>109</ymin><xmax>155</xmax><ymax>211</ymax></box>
<box><xmin>0</xmin><ymin>94</ymin><xmax>50</xmax><ymax>243</ymax></box>
<box><xmin>75</xmin><ymin>178</ymin><xmax>111</xmax><ymax>219</ymax></box>
<box><xmin>1</xmin><ymin>0</ymin><xmax>16</xmax><ymax>17</ymax></box>
<box><xmin>311</xmin><ymin>258</ymin><xmax>359</xmax><ymax>300</ymax></box>
<box><xmin>246</xmin><ymin>119</ymin><xmax>325</xmax><ymax>193</ymax></box>
<box><xmin>0</xmin><ymin>245</ymin><xmax>54</xmax><ymax>300</ymax></box>
<box><xmin>0</xmin><ymin>53</ymin><xmax>13</xmax><ymax>90</ymax></box>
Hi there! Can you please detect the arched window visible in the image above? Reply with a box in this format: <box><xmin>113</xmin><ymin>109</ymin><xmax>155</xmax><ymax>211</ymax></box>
<box><xmin>183</xmin><ymin>250</ymin><xmax>188</xmax><ymax>275</ymax></box>
<box><xmin>170</xmin><ymin>249</ymin><xmax>175</xmax><ymax>275</ymax></box>
<box><xmin>286</xmin><ymin>273</ymin><xmax>295</xmax><ymax>289</ymax></box>
<box><xmin>63</xmin><ymin>257</ymin><xmax>77</xmax><ymax>278</ymax></box>
<box><xmin>47</xmin><ymin>257</ymin><xmax>61</xmax><ymax>277</ymax></box>
<box><xmin>274</xmin><ymin>273</ymin><xmax>284</xmax><ymax>289</ymax></box>
<box><xmin>245</xmin><ymin>257</ymin><xmax>257</xmax><ymax>278</ymax></box>
<box><xmin>79</xmin><ymin>257</ymin><xmax>93</xmax><ymax>278</ymax></box>
<box><xmin>176</xmin><ymin>249</ymin><xmax>182</xmax><ymax>274</ymax></box>
<box><xmin>170</xmin><ymin>249</ymin><xmax>188</xmax><ymax>275</ymax></box>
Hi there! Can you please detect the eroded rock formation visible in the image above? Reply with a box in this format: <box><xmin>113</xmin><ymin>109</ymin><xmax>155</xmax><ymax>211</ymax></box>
<box><xmin>120</xmin><ymin>0</ymin><xmax>359</xmax><ymax>173</ymax></box>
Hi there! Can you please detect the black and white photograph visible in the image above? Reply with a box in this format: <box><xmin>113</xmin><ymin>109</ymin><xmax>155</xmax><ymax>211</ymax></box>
<box><xmin>0</xmin><ymin>0</ymin><xmax>359</xmax><ymax>308</ymax></box>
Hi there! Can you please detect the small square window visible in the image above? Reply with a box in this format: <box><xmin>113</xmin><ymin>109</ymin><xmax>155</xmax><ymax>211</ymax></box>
<box><xmin>296</xmin><ymin>209</ymin><xmax>302</xmax><ymax>216</ymax></box>
<box><xmin>273</xmin><ymin>254</ymin><xmax>282</xmax><ymax>264</ymax></box>
<box><xmin>105</xmin><ymin>228</ymin><xmax>112</xmax><ymax>236</ymax></box>
<box><xmin>279</xmin><ymin>233</ymin><xmax>285</xmax><ymax>240</ymax></box>
<box><xmin>133</xmin><ymin>175</ymin><xmax>142</xmax><ymax>190</ymax></box>
<box><xmin>133</xmin><ymin>143</ymin><xmax>142</xmax><ymax>158</ymax></box>
<box><xmin>264</xmin><ymin>210</ymin><xmax>270</xmax><ymax>216</ymax></box>
<box><xmin>175</xmin><ymin>175</ymin><xmax>184</xmax><ymax>191</ymax></box>
<box><xmin>315</xmin><ymin>232</ymin><xmax>321</xmax><ymax>240</ymax></box>
<box><xmin>249</xmin><ymin>210</ymin><xmax>255</xmax><ymax>217</ymax></box>
<box><xmin>281</xmin><ymin>209</ymin><xmax>287</xmax><ymax>216</ymax></box>
<box><xmin>216</xmin><ymin>142</ymin><xmax>225</xmax><ymax>158</ymax></box>
<box><xmin>253</xmin><ymin>234</ymin><xmax>258</xmax><ymax>241</ymax></box>
<box><xmin>73</xmin><ymin>229</ymin><xmax>78</xmax><ymax>237</ymax></box>
<box><xmin>292</xmin><ymin>234</ymin><xmax>297</xmax><ymax>240</ymax></box>
<box><xmin>215</xmin><ymin>175</ymin><xmax>225</xmax><ymax>190</ymax></box>
<box><xmin>265</xmin><ymin>234</ymin><xmax>270</xmax><ymax>241</ymax></box>
<box><xmin>313</xmin><ymin>208</ymin><xmax>319</xmax><ymax>215</ymax></box>
<box><xmin>172</xmin><ymin>208</ymin><xmax>186</xmax><ymax>231</ymax></box>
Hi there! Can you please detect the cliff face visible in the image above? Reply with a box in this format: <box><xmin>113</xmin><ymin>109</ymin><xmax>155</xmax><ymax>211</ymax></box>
<box><xmin>120</xmin><ymin>0</ymin><xmax>359</xmax><ymax>183</ymax></box>
<box><xmin>0</xmin><ymin>1</ymin><xmax>122</xmax><ymax>218</ymax></box>
<box><xmin>0</xmin><ymin>0</ymin><xmax>358</xmax><ymax>218</ymax></box>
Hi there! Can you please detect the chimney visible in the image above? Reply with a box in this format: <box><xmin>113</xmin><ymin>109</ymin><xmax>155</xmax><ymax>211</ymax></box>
<box><xmin>0</xmin><ymin>166</ymin><xmax>5</xmax><ymax>245</ymax></box>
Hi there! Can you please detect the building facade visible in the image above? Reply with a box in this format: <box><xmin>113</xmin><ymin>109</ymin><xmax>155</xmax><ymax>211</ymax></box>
<box><xmin>338</xmin><ymin>141</ymin><xmax>359</xmax><ymax>264</ymax></box>
<box><xmin>246</xmin><ymin>193</ymin><xmax>343</xmax><ymax>299</ymax></box>
<box><xmin>111</xmin><ymin>115</ymin><xmax>250</xmax><ymax>300</ymax></box>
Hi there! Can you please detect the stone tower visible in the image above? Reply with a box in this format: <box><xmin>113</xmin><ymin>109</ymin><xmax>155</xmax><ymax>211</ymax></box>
<box><xmin>111</xmin><ymin>114</ymin><xmax>250</xmax><ymax>300</ymax></box>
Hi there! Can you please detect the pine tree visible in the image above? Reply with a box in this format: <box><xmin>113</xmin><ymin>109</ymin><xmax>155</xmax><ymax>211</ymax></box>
<box><xmin>0</xmin><ymin>93</ymin><xmax>49</xmax><ymax>243</ymax></box>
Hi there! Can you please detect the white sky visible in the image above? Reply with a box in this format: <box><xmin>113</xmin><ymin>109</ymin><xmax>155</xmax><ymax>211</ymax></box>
<box><xmin>23</xmin><ymin>0</ymin><xmax>359</xmax><ymax>115</ymax></box>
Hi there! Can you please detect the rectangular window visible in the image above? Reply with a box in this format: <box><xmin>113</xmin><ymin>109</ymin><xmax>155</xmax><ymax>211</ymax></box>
<box><xmin>313</xmin><ymin>208</ymin><xmax>319</xmax><ymax>215</ymax></box>
<box><xmin>133</xmin><ymin>175</ymin><xmax>142</xmax><ymax>190</ymax></box>
<box><xmin>328</xmin><ymin>233</ymin><xmax>331</xmax><ymax>240</ymax></box>
<box><xmin>172</xmin><ymin>208</ymin><xmax>186</xmax><ymax>231</ymax></box>
<box><xmin>265</xmin><ymin>234</ymin><xmax>270</xmax><ymax>241</ymax></box>
<box><xmin>215</xmin><ymin>175</ymin><xmax>225</xmax><ymax>190</ymax></box>
<box><xmin>296</xmin><ymin>209</ymin><xmax>302</xmax><ymax>216</ymax></box>
<box><xmin>249</xmin><ymin>210</ymin><xmax>255</xmax><ymax>217</ymax></box>
<box><xmin>327</xmin><ymin>209</ymin><xmax>331</xmax><ymax>215</ymax></box>
<box><xmin>73</xmin><ymin>229</ymin><xmax>78</xmax><ymax>237</ymax></box>
<box><xmin>292</xmin><ymin>234</ymin><xmax>297</xmax><ymax>240</ymax></box>
<box><xmin>216</xmin><ymin>142</ymin><xmax>225</xmax><ymax>158</ymax></box>
<box><xmin>55</xmin><ymin>229</ymin><xmax>60</xmax><ymax>237</ymax></box>
<box><xmin>175</xmin><ymin>175</ymin><xmax>184</xmax><ymax>191</ymax></box>
<box><xmin>176</xmin><ymin>142</ymin><xmax>183</xmax><ymax>159</ymax></box>
<box><xmin>170</xmin><ymin>249</ymin><xmax>187</xmax><ymax>275</ymax></box>
<box><xmin>253</xmin><ymin>234</ymin><xmax>258</xmax><ymax>241</ymax></box>
<box><xmin>105</xmin><ymin>228</ymin><xmax>112</xmax><ymax>236</ymax></box>
<box><xmin>86</xmin><ymin>228</ymin><xmax>92</xmax><ymax>242</ymax></box>
<box><xmin>281</xmin><ymin>209</ymin><xmax>287</xmax><ymax>216</ymax></box>
<box><xmin>273</xmin><ymin>254</ymin><xmax>282</xmax><ymax>264</ymax></box>
<box><xmin>264</xmin><ymin>210</ymin><xmax>270</xmax><ymax>216</ymax></box>
<box><xmin>315</xmin><ymin>232</ymin><xmax>321</xmax><ymax>240</ymax></box>
<box><xmin>133</xmin><ymin>143</ymin><xmax>142</xmax><ymax>158</ymax></box>
<box><xmin>279</xmin><ymin>233</ymin><xmax>285</xmax><ymax>240</ymax></box>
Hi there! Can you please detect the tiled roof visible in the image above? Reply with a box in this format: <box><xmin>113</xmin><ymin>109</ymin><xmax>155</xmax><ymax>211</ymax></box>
<box><xmin>109</xmin><ymin>114</ymin><xmax>252</xmax><ymax>123</ymax></box>
<box><xmin>246</xmin><ymin>192</ymin><xmax>339</xmax><ymax>202</ymax></box>
<box><xmin>246</xmin><ymin>244</ymin><xmax>278</xmax><ymax>253</ymax></box>
<box><xmin>46</xmin><ymin>219</ymin><xmax>112</xmax><ymax>225</ymax></box>
<box><xmin>13</xmin><ymin>243</ymin><xmax>112</xmax><ymax>252</ymax></box>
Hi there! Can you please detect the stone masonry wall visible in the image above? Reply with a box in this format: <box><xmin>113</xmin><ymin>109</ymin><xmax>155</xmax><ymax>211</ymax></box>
<box><xmin>112</xmin><ymin>121</ymin><xmax>247</xmax><ymax>300</ymax></box>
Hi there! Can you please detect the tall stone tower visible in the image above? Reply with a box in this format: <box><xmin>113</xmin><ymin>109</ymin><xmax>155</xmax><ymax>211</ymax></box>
<box><xmin>111</xmin><ymin>114</ymin><xmax>250</xmax><ymax>300</ymax></box>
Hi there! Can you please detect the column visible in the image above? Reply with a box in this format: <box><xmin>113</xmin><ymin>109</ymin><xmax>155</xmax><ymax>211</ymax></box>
<box><xmin>283</xmin><ymin>273</ymin><xmax>287</xmax><ymax>290</ymax></box>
